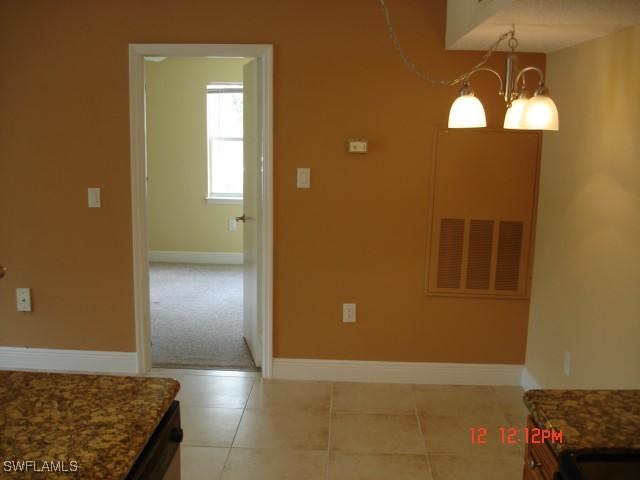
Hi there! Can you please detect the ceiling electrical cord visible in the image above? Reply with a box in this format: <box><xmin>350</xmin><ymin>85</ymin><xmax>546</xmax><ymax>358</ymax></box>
<box><xmin>378</xmin><ymin>0</ymin><xmax>514</xmax><ymax>86</ymax></box>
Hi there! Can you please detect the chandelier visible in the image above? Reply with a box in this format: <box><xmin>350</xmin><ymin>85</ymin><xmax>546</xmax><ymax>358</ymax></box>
<box><xmin>379</xmin><ymin>0</ymin><xmax>559</xmax><ymax>131</ymax></box>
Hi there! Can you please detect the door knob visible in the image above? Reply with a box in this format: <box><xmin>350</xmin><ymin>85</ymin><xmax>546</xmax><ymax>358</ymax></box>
<box><xmin>235</xmin><ymin>214</ymin><xmax>247</xmax><ymax>222</ymax></box>
<box><xmin>0</xmin><ymin>266</ymin><xmax>6</xmax><ymax>279</ymax></box>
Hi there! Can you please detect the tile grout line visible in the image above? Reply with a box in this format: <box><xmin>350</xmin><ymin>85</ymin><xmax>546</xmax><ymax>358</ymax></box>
<box><xmin>325</xmin><ymin>381</ymin><xmax>335</xmax><ymax>480</ymax></box>
<box><xmin>488</xmin><ymin>384</ymin><xmax>527</xmax><ymax>457</ymax></box>
<box><xmin>487</xmin><ymin>384</ymin><xmax>514</xmax><ymax>433</ymax></box>
<box><xmin>412</xmin><ymin>384</ymin><xmax>435</xmax><ymax>480</ymax></box>
<box><xmin>216</xmin><ymin>376</ymin><xmax>258</xmax><ymax>480</ymax></box>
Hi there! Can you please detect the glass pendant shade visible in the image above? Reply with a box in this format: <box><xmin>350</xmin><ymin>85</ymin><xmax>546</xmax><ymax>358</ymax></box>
<box><xmin>520</xmin><ymin>93</ymin><xmax>559</xmax><ymax>130</ymax></box>
<box><xmin>503</xmin><ymin>97</ymin><xmax>529</xmax><ymax>129</ymax></box>
<box><xmin>448</xmin><ymin>93</ymin><xmax>486</xmax><ymax>128</ymax></box>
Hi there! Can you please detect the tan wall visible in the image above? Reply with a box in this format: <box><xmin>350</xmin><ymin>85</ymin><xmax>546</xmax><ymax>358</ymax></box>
<box><xmin>525</xmin><ymin>26</ymin><xmax>640</xmax><ymax>388</ymax></box>
<box><xmin>0</xmin><ymin>0</ymin><xmax>544</xmax><ymax>359</ymax></box>
<box><xmin>146</xmin><ymin>57</ymin><xmax>245</xmax><ymax>254</ymax></box>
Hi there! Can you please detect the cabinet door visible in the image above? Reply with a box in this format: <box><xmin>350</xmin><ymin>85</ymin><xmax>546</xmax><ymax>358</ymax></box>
<box><xmin>524</xmin><ymin>446</ymin><xmax>553</xmax><ymax>480</ymax></box>
<box><xmin>522</xmin><ymin>462</ymin><xmax>546</xmax><ymax>480</ymax></box>
<box><xmin>522</xmin><ymin>416</ymin><xmax>559</xmax><ymax>480</ymax></box>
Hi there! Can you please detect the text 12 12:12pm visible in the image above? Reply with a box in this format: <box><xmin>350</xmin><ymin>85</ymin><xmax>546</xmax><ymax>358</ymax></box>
<box><xmin>469</xmin><ymin>427</ymin><xmax>563</xmax><ymax>444</ymax></box>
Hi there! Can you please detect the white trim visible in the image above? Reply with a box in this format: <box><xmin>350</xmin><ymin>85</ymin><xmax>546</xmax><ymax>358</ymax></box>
<box><xmin>521</xmin><ymin>367</ymin><xmax>541</xmax><ymax>390</ymax></box>
<box><xmin>205</xmin><ymin>196</ymin><xmax>243</xmax><ymax>205</ymax></box>
<box><xmin>129</xmin><ymin>43</ymin><xmax>274</xmax><ymax>377</ymax></box>
<box><xmin>259</xmin><ymin>46</ymin><xmax>274</xmax><ymax>379</ymax></box>
<box><xmin>129</xmin><ymin>46</ymin><xmax>151</xmax><ymax>374</ymax></box>
<box><xmin>273</xmin><ymin>358</ymin><xmax>523</xmax><ymax>385</ymax></box>
<box><xmin>149</xmin><ymin>251</ymin><xmax>243</xmax><ymax>265</ymax></box>
<box><xmin>0</xmin><ymin>347</ymin><xmax>138</xmax><ymax>374</ymax></box>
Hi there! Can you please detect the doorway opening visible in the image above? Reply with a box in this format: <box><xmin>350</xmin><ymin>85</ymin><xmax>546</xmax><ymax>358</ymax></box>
<box><xmin>129</xmin><ymin>44</ymin><xmax>273</xmax><ymax>376</ymax></box>
<box><xmin>145</xmin><ymin>57</ymin><xmax>252</xmax><ymax>370</ymax></box>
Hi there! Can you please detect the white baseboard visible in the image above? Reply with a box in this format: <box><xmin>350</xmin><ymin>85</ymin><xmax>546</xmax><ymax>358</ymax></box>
<box><xmin>273</xmin><ymin>358</ymin><xmax>523</xmax><ymax>386</ymax></box>
<box><xmin>149</xmin><ymin>250</ymin><xmax>243</xmax><ymax>265</ymax></box>
<box><xmin>521</xmin><ymin>367</ymin><xmax>541</xmax><ymax>390</ymax></box>
<box><xmin>0</xmin><ymin>347</ymin><xmax>139</xmax><ymax>374</ymax></box>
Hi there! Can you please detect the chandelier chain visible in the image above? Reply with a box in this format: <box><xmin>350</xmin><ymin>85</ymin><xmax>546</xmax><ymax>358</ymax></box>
<box><xmin>378</xmin><ymin>0</ymin><xmax>514</xmax><ymax>86</ymax></box>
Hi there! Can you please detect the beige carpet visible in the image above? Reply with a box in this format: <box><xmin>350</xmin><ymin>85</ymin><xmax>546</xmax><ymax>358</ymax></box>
<box><xmin>149</xmin><ymin>263</ymin><xmax>256</xmax><ymax>370</ymax></box>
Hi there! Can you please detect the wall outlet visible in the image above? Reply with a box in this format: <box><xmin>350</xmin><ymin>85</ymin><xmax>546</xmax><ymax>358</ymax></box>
<box><xmin>16</xmin><ymin>288</ymin><xmax>32</xmax><ymax>312</ymax></box>
<box><xmin>563</xmin><ymin>351</ymin><xmax>571</xmax><ymax>377</ymax></box>
<box><xmin>342</xmin><ymin>303</ymin><xmax>356</xmax><ymax>323</ymax></box>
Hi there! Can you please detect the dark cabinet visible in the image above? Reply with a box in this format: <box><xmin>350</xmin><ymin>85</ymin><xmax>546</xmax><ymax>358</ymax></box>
<box><xmin>522</xmin><ymin>416</ymin><xmax>559</xmax><ymax>480</ymax></box>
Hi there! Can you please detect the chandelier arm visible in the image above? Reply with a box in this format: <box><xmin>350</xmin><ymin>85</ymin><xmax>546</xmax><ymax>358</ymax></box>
<box><xmin>514</xmin><ymin>66</ymin><xmax>545</xmax><ymax>91</ymax></box>
<box><xmin>465</xmin><ymin>67</ymin><xmax>505</xmax><ymax>95</ymax></box>
<box><xmin>378</xmin><ymin>0</ymin><xmax>514</xmax><ymax>86</ymax></box>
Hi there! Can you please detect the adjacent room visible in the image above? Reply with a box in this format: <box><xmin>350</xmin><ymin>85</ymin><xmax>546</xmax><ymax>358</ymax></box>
<box><xmin>1</xmin><ymin>1</ymin><xmax>639</xmax><ymax>479</ymax></box>
<box><xmin>145</xmin><ymin>56</ymin><xmax>256</xmax><ymax>370</ymax></box>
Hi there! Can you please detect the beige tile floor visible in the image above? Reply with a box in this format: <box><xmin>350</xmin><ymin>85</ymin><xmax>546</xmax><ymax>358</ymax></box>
<box><xmin>147</xmin><ymin>368</ymin><xmax>530</xmax><ymax>480</ymax></box>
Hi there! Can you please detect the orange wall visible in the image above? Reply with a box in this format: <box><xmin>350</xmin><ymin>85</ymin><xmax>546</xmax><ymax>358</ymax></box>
<box><xmin>0</xmin><ymin>0</ymin><xmax>544</xmax><ymax>362</ymax></box>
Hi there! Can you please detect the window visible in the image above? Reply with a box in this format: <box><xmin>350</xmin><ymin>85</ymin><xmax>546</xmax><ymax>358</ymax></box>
<box><xmin>206</xmin><ymin>83</ymin><xmax>243</xmax><ymax>202</ymax></box>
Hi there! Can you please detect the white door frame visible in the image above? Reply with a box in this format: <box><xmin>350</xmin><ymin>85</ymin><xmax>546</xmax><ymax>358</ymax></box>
<box><xmin>128</xmin><ymin>43</ymin><xmax>274</xmax><ymax>377</ymax></box>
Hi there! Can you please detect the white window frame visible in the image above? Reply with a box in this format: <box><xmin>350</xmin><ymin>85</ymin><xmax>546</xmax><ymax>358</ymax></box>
<box><xmin>206</xmin><ymin>82</ymin><xmax>244</xmax><ymax>205</ymax></box>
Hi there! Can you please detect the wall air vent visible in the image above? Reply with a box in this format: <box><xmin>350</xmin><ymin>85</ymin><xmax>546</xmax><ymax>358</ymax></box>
<box><xmin>425</xmin><ymin>128</ymin><xmax>541</xmax><ymax>299</ymax></box>
<box><xmin>495</xmin><ymin>221</ymin><xmax>523</xmax><ymax>291</ymax></box>
<box><xmin>437</xmin><ymin>218</ymin><xmax>465</xmax><ymax>289</ymax></box>
<box><xmin>466</xmin><ymin>219</ymin><xmax>494</xmax><ymax>290</ymax></box>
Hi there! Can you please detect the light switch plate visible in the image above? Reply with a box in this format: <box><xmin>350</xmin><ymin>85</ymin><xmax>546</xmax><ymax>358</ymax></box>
<box><xmin>342</xmin><ymin>303</ymin><xmax>356</xmax><ymax>323</ymax></box>
<box><xmin>297</xmin><ymin>168</ymin><xmax>311</xmax><ymax>189</ymax></box>
<box><xmin>88</xmin><ymin>187</ymin><xmax>101</xmax><ymax>208</ymax></box>
<box><xmin>228</xmin><ymin>218</ymin><xmax>238</xmax><ymax>232</ymax></box>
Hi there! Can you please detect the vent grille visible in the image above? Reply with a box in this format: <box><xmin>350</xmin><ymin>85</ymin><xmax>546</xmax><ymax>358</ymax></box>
<box><xmin>495</xmin><ymin>221</ymin><xmax>523</xmax><ymax>291</ymax></box>
<box><xmin>437</xmin><ymin>218</ymin><xmax>464</xmax><ymax>289</ymax></box>
<box><xmin>426</xmin><ymin>129</ymin><xmax>539</xmax><ymax>298</ymax></box>
<box><xmin>466</xmin><ymin>220</ymin><xmax>494</xmax><ymax>289</ymax></box>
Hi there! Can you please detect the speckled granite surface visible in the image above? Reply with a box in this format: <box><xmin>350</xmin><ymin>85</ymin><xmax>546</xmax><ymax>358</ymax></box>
<box><xmin>524</xmin><ymin>389</ymin><xmax>640</xmax><ymax>455</ymax></box>
<box><xmin>0</xmin><ymin>371</ymin><xmax>179</xmax><ymax>479</ymax></box>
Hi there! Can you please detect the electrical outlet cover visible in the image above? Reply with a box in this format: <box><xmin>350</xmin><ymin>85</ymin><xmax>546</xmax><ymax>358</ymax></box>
<box><xmin>563</xmin><ymin>351</ymin><xmax>571</xmax><ymax>376</ymax></box>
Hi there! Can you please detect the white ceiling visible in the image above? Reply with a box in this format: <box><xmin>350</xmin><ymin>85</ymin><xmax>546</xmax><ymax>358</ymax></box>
<box><xmin>447</xmin><ymin>0</ymin><xmax>640</xmax><ymax>53</ymax></box>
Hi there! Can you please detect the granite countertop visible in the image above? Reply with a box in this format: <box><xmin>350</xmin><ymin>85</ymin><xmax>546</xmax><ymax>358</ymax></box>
<box><xmin>0</xmin><ymin>370</ymin><xmax>180</xmax><ymax>480</ymax></box>
<box><xmin>524</xmin><ymin>389</ymin><xmax>640</xmax><ymax>456</ymax></box>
